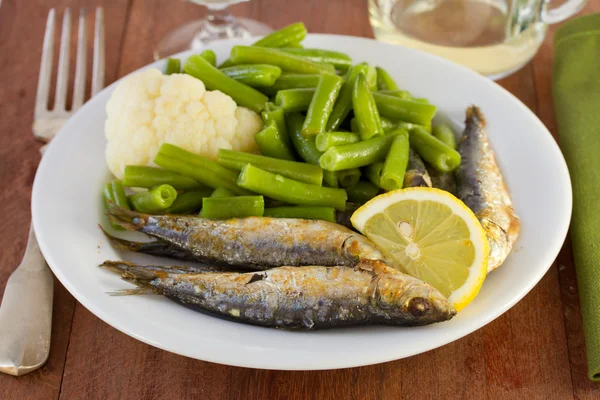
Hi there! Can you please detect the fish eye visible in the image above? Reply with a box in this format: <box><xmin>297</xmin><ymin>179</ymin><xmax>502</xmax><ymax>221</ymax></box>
<box><xmin>407</xmin><ymin>297</ymin><xmax>430</xmax><ymax>317</ymax></box>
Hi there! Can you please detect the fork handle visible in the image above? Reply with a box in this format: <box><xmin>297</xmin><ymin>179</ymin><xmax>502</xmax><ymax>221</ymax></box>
<box><xmin>0</xmin><ymin>225</ymin><xmax>54</xmax><ymax>376</ymax></box>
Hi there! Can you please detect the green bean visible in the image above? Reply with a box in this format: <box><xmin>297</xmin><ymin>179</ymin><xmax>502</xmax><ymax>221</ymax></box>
<box><xmin>315</xmin><ymin>131</ymin><xmax>359</xmax><ymax>152</ymax></box>
<box><xmin>184</xmin><ymin>54</ymin><xmax>268</xmax><ymax>113</ymax></box>
<box><xmin>220</xmin><ymin>64</ymin><xmax>282</xmax><ymax>88</ymax></box>
<box><xmin>129</xmin><ymin>184</ymin><xmax>178</xmax><ymax>214</ymax></box>
<box><xmin>230</xmin><ymin>46</ymin><xmax>335</xmax><ymax>75</ymax></box>
<box><xmin>365</xmin><ymin>162</ymin><xmax>384</xmax><ymax>187</ymax></box>
<box><xmin>432</xmin><ymin>123</ymin><xmax>457</xmax><ymax>149</ymax></box>
<box><xmin>199</xmin><ymin>49</ymin><xmax>216</xmax><ymax>66</ymax></box>
<box><xmin>123</xmin><ymin>165</ymin><xmax>206</xmax><ymax>190</ymax></box>
<box><xmin>378</xmin><ymin>89</ymin><xmax>411</xmax><ymax>99</ymax></box>
<box><xmin>163</xmin><ymin>189</ymin><xmax>212</xmax><ymax>214</ymax></box>
<box><xmin>412</xmin><ymin>98</ymin><xmax>430</xmax><ymax>104</ymax></box>
<box><xmin>165</xmin><ymin>58</ymin><xmax>181</xmax><ymax>75</ymax></box>
<box><xmin>337</xmin><ymin>168</ymin><xmax>361</xmax><ymax>188</ymax></box>
<box><xmin>264</xmin><ymin>73</ymin><xmax>320</xmax><ymax>95</ymax></box>
<box><xmin>278</xmin><ymin>48</ymin><xmax>352</xmax><ymax>71</ymax></box>
<box><xmin>275</xmin><ymin>88</ymin><xmax>314</xmax><ymax>112</ymax></box>
<box><xmin>375</xmin><ymin>66</ymin><xmax>398</xmax><ymax>91</ymax></box>
<box><xmin>365</xmin><ymin>64</ymin><xmax>378</xmax><ymax>91</ymax></box>
<box><xmin>396</xmin><ymin>121</ymin><xmax>430</xmax><ymax>133</ymax></box>
<box><xmin>253</xmin><ymin>22</ymin><xmax>307</xmax><ymax>48</ymax></box>
<box><xmin>352</xmin><ymin>72</ymin><xmax>384</xmax><ymax>140</ymax></box>
<box><xmin>346</xmin><ymin>181</ymin><xmax>380</xmax><ymax>204</ymax></box>
<box><xmin>372</xmin><ymin>92</ymin><xmax>437</xmax><ymax>126</ymax></box>
<box><xmin>261</xmin><ymin>107</ymin><xmax>291</xmax><ymax>149</ymax></box>
<box><xmin>254</xmin><ymin>120</ymin><xmax>296</xmax><ymax>161</ymax></box>
<box><xmin>202</xmin><ymin>196</ymin><xmax>265</xmax><ymax>219</ymax></box>
<box><xmin>326</xmin><ymin>64</ymin><xmax>369</xmax><ymax>131</ymax></box>
<box><xmin>380</xmin><ymin>131</ymin><xmax>410</xmax><ymax>191</ymax></box>
<box><xmin>323</xmin><ymin>171</ymin><xmax>339</xmax><ymax>188</ymax></box>
<box><xmin>381</xmin><ymin>117</ymin><xmax>396</xmax><ymax>132</ymax></box>
<box><xmin>263</xmin><ymin>206</ymin><xmax>336</xmax><ymax>222</ymax></box>
<box><xmin>154</xmin><ymin>143</ymin><xmax>251</xmax><ymax>195</ymax></box>
<box><xmin>409</xmin><ymin>126</ymin><xmax>461</xmax><ymax>172</ymax></box>
<box><xmin>302</xmin><ymin>74</ymin><xmax>344</xmax><ymax>136</ymax></box>
<box><xmin>218</xmin><ymin>149</ymin><xmax>323</xmax><ymax>185</ymax></box>
<box><xmin>319</xmin><ymin>134</ymin><xmax>395</xmax><ymax>171</ymax></box>
<box><xmin>210</xmin><ymin>186</ymin><xmax>235</xmax><ymax>198</ymax></box>
<box><xmin>103</xmin><ymin>180</ymin><xmax>130</xmax><ymax>230</ymax></box>
<box><xmin>238</xmin><ymin>164</ymin><xmax>347</xmax><ymax>210</ymax></box>
<box><xmin>264</xmin><ymin>102</ymin><xmax>277</xmax><ymax>112</ymax></box>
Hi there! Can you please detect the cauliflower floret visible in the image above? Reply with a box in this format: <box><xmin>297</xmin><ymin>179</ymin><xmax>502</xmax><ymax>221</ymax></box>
<box><xmin>105</xmin><ymin>68</ymin><xmax>263</xmax><ymax>179</ymax></box>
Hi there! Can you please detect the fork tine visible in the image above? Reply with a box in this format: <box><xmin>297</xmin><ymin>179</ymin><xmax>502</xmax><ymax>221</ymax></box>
<box><xmin>72</xmin><ymin>9</ymin><xmax>87</xmax><ymax>110</ymax></box>
<box><xmin>53</xmin><ymin>8</ymin><xmax>71</xmax><ymax>111</ymax></box>
<box><xmin>34</xmin><ymin>9</ymin><xmax>56</xmax><ymax>116</ymax></box>
<box><xmin>91</xmin><ymin>7</ymin><xmax>105</xmax><ymax>96</ymax></box>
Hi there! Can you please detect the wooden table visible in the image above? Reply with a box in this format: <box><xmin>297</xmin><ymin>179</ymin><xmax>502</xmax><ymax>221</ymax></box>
<box><xmin>1</xmin><ymin>0</ymin><xmax>599</xmax><ymax>398</ymax></box>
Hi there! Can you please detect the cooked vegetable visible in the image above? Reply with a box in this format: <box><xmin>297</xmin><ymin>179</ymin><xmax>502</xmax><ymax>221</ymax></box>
<box><xmin>263</xmin><ymin>206</ymin><xmax>336</xmax><ymax>222</ymax></box>
<box><xmin>266</xmin><ymin>73</ymin><xmax>320</xmax><ymax>94</ymax></box>
<box><xmin>230</xmin><ymin>46</ymin><xmax>335</xmax><ymax>75</ymax></box>
<box><xmin>129</xmin><ymin>184</ymin><xmax>178</xmax><ymax>213</ymax></box>
<box><xmin>432</xmin><ymin>123</ymin><xmax>457</xmax><ymax>149</ymax></box>
<box><xmin>337</xmin><ymin>168</ymin><xmax>361</xmax><ymax>188</ymax></box>
<box><xmin>165</xmin><ymin>58</ymin><xmax>181</xmax><ymax>75</ymax></box>
<box><xmin>352</xmin><ymin>72</ymin><xmax>384</xmax><ymax>140</ymax></box>
<box><xmin>163</xmin><ymin>189</ymin><xmax>212</xmax><ymax>214</ymax></box>
<box><xmin>380</xmin><ymin>130</ymin><xmax>410</xmax><ymax>191</ymax></box>
<box><xmin>372</xmin><ymin>92</ymin><xmax>437</xmax><ymax>126</ymax></box>
<box><xmin>278</xmin><ymin>48</ymin><xmax>352</xmax><ymax>71</ymax></box>
<box><xmin>261</xmin><ymin>107</ymin><xmax>289</xmax><ymax>145</ymax></box>
<box><xmin>254</xmin><ymin>120</ymin><xmax>296</xmax><ymax>161</ymax></box>
<box><xmin>365</xmin><ymin>162</ymin><xmax>384</xmax><ymax>187</ymax></box>
<box><xmin>275</xmin><ymin>88</ymin><xmax>314</xmax><ymax>112</ymax></box>
<box><xmin>326</xmin><ymin>64</ymin><xmax>369</xmax><ymax>131</ymax></box>
<box><xmin>220</xmin><ymin>64</ymin><xmax>282</xmax><ymax>88</ymax></box>
<box><xmin>218</xmin><ymin>149</ymin><xmax>323</xmax><ymax>185</ymax></box>
<box><xmin>104</xmin><ymin>68</ymin><xmax>262</xmax><ymax>179</ymax></box>
<box><xmin>375</xmin><ymin>66</ymin><xmax>398</xmax><ymax>91</ymax></box>
<box><xmin>237</xmin><ymin>164</ymin><xmax>347</xmax><ymax>210</ymax></box>
<box><xmin>199</xmin><ymin>49</ymin><xmax>216</xmax><ymax>66</ymax></box>
<box><xmin>409</xmin><ymin>126</ymin><xmax>461</xmax><ymax>172</ymax></box>
<box><xmin>302</xmin><ymin>74</ymin><xmax>344</xmax><ymax>136</ymax></box>
<box><xmin>184</xmin><ymin>54</ymin><xmax>268</xmax><ymax>113</ymax></box>
<box><xmin>103</xmin><ymin>180</ymin><xmax>130</xmax><ymax>230</ymax></box>
<box><xmin>253</xmin><ymin>22</ymin><xmax>307</xmax><ymax>48</ymax></box>
<box><xmin>319</xmin><ymin>134</ymin><xmax>395</xmax><ymax>171</ymax></box>
<box><xmin>154</xmin><ymin>143</ymin><xmax>250</xmax><ymax>195</ymax></box>
<box><xmin>378</xmin><ymin>89</ymin><xmax>411</xmax><ymax>99</ymax></box>
<box><xmin>210</xmin><ymin>186</ymin><xmax>235</xmax><ymax>198</ymax></box>
<box><xmin>315</xmin><ymin>131</ymin><xmax>359</xmax><ymax>152</ymax></box>
<box><xmin>346</xmin><ymin>181</ymin><xmax>379</xmax><ymax>204</ymax></box>
<box><xmin>202</xmin><ymin>196</ymin><xmax>265</xmax><ymax>219</ymax></box>
<box><xmin>122</xmin><ymin>165</ymin><xmax>205</xmax><ymax>190</ymax></box>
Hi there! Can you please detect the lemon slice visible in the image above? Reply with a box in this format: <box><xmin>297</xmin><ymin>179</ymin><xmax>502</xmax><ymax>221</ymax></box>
<box><xmin>351</xmin><ymin>188</ymin><xmax>488</xmax><ymax>311</ymax></box>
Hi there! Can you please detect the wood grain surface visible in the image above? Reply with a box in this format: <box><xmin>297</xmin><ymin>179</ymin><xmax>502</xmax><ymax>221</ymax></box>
<box><xmin>0</xmin><ymin>0</ymin><xmax>598</xmax><ymax>398</ymax></box>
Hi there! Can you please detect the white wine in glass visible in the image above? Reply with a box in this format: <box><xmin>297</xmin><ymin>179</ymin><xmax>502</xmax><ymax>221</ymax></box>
<box><xmin>154</xmin><ymin>0</ymin><xmax>272</xmax><ymax>60</ymax></box>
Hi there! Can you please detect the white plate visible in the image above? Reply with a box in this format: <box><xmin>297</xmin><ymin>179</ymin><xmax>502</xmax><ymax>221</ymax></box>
<box><xmin>32</xmin><ymin>34</ymin><xmax>572</xmax><ymax>370</ymax></box>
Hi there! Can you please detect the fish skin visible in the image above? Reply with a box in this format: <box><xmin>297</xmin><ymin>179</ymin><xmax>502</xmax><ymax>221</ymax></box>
<box><xmin>403</xmin><ymin>149</ymin><xmax>432</xmax><ymax>188</ymax></box>
<box><xmin>455</xmin><ymin>106</ymin><xmax>520</xmax><ymax>272</ymax></box>
<box><xmin>100</xmin><ymin>260</ymin><xmax>456</xmax><ymax>329</ymax></box>
<box><xmin>107</xmin><ymin>204</ymin><xmax>387</xmax><ymax>269</ymax></box>
<box><xmin>427</xmin><ymin>165</ymin><xmax>456</xmax><ymax>195</ymax></box>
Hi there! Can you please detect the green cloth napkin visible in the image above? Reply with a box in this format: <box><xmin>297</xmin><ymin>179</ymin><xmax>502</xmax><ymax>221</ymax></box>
<box><xmin>553</xmin><ymin>13</ymin><xmax>600</xmax><ymax>382</ymax></box>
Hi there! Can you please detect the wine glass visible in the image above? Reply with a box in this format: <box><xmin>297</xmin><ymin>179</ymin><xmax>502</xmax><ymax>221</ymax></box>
<box><xmin>154</xmin><ymin>0</ymin><xmax>272</xmax><ymax>60</ymax></box>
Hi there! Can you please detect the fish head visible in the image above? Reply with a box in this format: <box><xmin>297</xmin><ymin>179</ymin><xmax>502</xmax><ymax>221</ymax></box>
<box><xmin>371</xmin><ymin>266</ymin><xmax>457</xmax><ymax>324</ymax></box>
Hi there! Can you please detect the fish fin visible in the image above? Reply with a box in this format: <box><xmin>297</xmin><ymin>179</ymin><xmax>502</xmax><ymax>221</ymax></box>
<box><xmin>107</xmin><ymin>288</ymin><xmax>158</xmax><ymax>296</ymax></box>
<box><xmin>466</xmin><ymin>106</ymin><xmax>486</xmax><ymax>126</ymax></box>
<box><xmin>100</xmin><ymin>260</ymin><xmax>169</xmax><ymax>284</ymax></box>
<box><xmin>105</xmin><ymin>201</ymin><xmax>148</xmax><ymax>231</ymax></box>
<box><xmin>99</xmin><ymin>224</ymin><xmax>153</xmax><ymax>253</ymax></box>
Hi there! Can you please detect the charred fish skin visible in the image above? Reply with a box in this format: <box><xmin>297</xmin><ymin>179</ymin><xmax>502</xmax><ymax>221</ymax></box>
<box><xmin>107</xmin><ymin>205</ymin><xmax>387</xmax><ymax>269</ymax></box>
<box><xmin>455</xmin><ymin>106</ymin><xmax>520</xmax><ymax>272</ymax></box>
<box><xmin>101</xmin><ymin>260</ymin><xmax>456</xmax><ymax>329</ymax></box>
<box><xmin>403</xmin><ymin>149</ymin><xmax>432</xmax><ymax>188</ymax></box>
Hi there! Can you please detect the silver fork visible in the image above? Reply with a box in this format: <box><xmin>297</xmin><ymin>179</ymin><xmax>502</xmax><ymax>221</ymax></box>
<box><xmin>0</xmin><ymin>8</ymin><xmax>104</xmax><ymax>377</ymax></box>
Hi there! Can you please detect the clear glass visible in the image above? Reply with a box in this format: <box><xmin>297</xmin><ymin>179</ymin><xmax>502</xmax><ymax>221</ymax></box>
<box><xmin>369</xmin><ymin>0</ymin><xmax>587</xmax><ymax>79</ymax></box>
<box><xmin>154</xmin><ymin>0</ymin><xmax>272</xmax><ymax>60</ymax></box>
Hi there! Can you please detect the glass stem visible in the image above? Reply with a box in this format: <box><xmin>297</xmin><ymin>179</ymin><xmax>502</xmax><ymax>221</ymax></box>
<box><xmin>205</xmin><ymin>8</ymin><xmax>235</xmax><ymax>32</ymax></box>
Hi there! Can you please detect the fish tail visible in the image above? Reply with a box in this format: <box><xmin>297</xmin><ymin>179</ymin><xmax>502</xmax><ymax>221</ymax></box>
<box><xmin>466</xmin><ymin>106</ymin><xmax>486</xmax><ymax>126</ymax></box>
<box><xmin>107</xmin><ymin>288</ymin><xmax>157</xmax><ymax>296</ymax></box>
<box><xmin>100</xmin><ymin>260</ymin><xmax>169</xmax><ymax>288</ymax></box>
<box><xmin>99</xmin><ymin>225</ymin><xmax>149</xmax><ymax>253</ymax></box>
<box><xmin>106</xmin><ymin>201</ymin><xmax>148</xmax><ymax>232</ymax></box>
